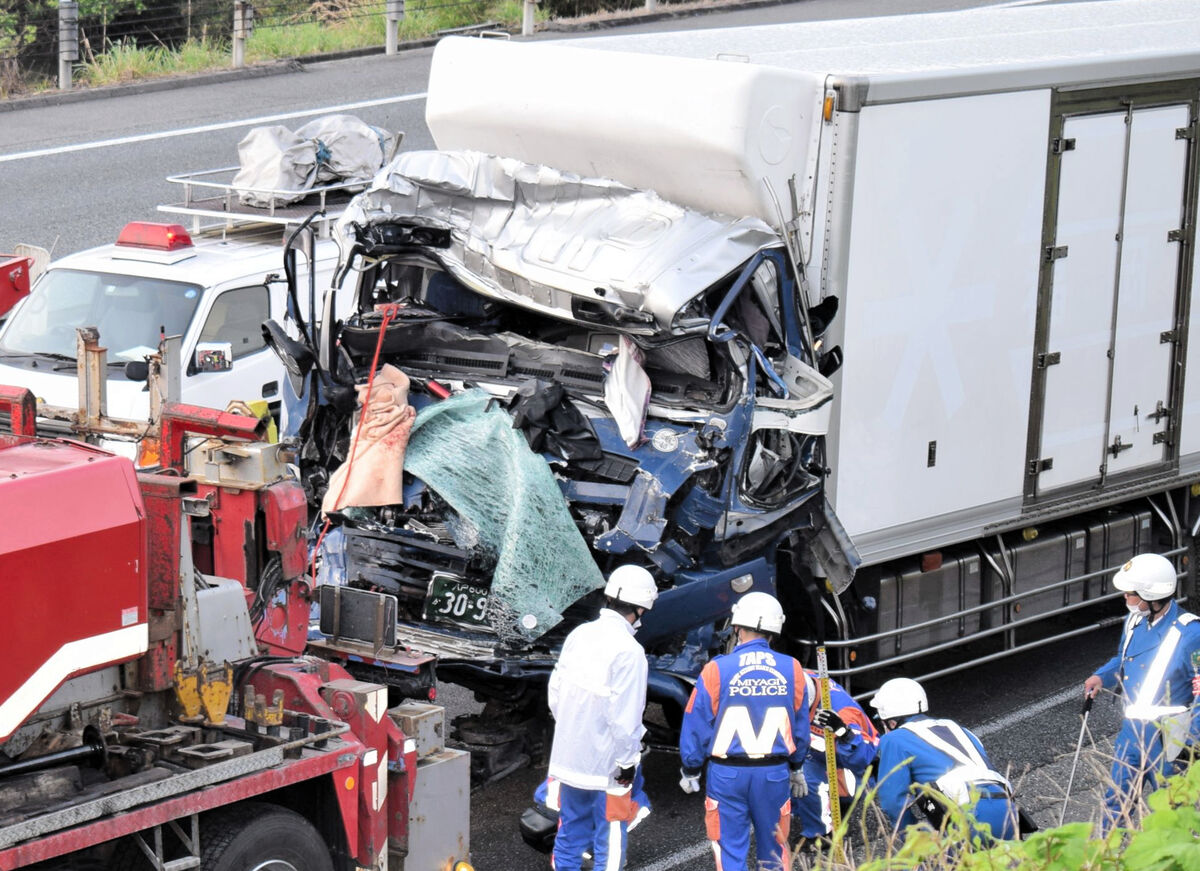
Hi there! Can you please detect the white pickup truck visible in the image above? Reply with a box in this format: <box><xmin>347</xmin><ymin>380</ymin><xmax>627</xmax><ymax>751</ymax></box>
<box><xmin>0</xmin><ymin>171</ymin><xmax>352</xmax><ymax>435</ymax></box>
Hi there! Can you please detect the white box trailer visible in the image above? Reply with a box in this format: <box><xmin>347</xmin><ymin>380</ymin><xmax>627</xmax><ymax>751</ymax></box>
<box><xmin>421</xmin><ymin>0</ymin><xmax>1200</xmax><ymax>683</ymax></box>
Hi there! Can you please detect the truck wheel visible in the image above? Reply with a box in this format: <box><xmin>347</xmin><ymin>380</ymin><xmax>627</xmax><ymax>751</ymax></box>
<box><xmin>201</xmin><ymin>803</ymin><xmax>334</xmax><ymax>871</ymax></box>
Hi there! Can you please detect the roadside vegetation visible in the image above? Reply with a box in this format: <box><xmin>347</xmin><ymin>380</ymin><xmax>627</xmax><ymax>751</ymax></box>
<box><xmin>809</xmin><ymin>761</ymin><xmax>1200</xmax><ymax>871</ymax></box>
<box><xmin>75</xmin><ymin>0</ymin><xmax>539</xmax><ymax>88</ymax></box>
<box><xmin>0</xmin><ymin>0</ymin><xmax>737</xmax><ymax>96</ymax></box>
<box><xmin>0</xmin><ymin>0</ymin><xmax>600</xmax><ymax>96</ymax></box>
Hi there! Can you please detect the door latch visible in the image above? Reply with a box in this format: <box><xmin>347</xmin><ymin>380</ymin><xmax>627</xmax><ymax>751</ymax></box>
<box><xmin>1149</xmin><ymin>400</ymin><xmax>1172</xmax><ymax>424</ymax></box>
<box><xmin>1108</xmin><ymin>435</ymin><xmax>1134</xmax><ymax>458</ymax></box>
<box><xmin>1027</xmin><ymin>458</ymin><xmax>1053</xmax><ymax>476</ymax></box>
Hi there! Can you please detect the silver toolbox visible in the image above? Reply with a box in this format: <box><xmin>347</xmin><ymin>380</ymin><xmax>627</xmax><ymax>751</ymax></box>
<box><xmin>389</xmin><ymin>701</ymin><xmax>445</xmax><ymax>758</ymax></box>
<box><xmin>402</xmin><ymin>747</ymin><xmax>471</xmax><ymax>871</ymax></box>
<box><xmin>876</xmin><ymin>553</ymin><xmax>981</xmax><ymax>659</ymax></box>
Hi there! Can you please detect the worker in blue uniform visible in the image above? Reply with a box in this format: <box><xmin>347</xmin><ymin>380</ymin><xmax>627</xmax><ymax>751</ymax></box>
<box><xmin>519</xmin><ymin>771</ymin><xmax>652</xmax><ymax>857</ymax></box>
<box><xmin>547</xmin><ymin>564</ymin><xmax>659</xmax><ymax>871</ymax></box>
<box><xmin>793</xmin><ymin>670</ymin><xmax>879</xmax><ymax>847</ymax></box>
<box><xmin>869</xmin><ymin>677</ymin><xmax>1019</xmax><ymax>842</ymax></box>
<box><xmin>1084</xmin><ymin>553</ymin><xmax>1200</xmax><ymax>829</ymax></box>
<box><xmin>678</xmin><ymin>592</ymin><xmax>809</xmax><ymax>871</ymax></box>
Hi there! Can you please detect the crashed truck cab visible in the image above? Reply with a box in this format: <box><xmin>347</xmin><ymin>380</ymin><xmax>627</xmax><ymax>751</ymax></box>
<box><xmin>270</xmin><ymin>150</ymin><xmax>856</xmax><ymax>754</ymax></box>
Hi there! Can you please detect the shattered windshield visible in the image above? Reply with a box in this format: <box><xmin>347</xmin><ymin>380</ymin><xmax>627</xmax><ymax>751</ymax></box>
<box><xmin>0</xmin><ymin>269</ymin><xmax>202</xmax><ymax>360</ymax></box>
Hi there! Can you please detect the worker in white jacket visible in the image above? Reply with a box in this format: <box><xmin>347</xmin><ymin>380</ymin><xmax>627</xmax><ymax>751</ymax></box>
<box><xmin>547</xmin><ymin>564</ymin><xmax>659</xmax><ymax>871</ymax></box>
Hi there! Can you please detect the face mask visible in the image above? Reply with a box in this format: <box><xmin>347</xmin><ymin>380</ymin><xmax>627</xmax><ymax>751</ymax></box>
<box><xmin>1127</xmin><ymin>602</ymin><xmax>1144</xmax><ymax>615</ymax></box>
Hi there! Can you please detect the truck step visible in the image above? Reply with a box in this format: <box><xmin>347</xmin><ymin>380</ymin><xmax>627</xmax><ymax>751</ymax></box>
<box><xmin>163</xmin><ymin>858</ymin><xmax>201</xmax><ymax>870</ymax></box>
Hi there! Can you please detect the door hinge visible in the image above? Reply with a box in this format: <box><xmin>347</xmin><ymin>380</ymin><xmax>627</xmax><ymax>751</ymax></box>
<box><xmin>1154</xmin><ymin>430</ymin><xmax>1173</xmax><ymax>446</ymax></box>
<box><xmin>1037</xmin><ymin>351</ymin><xmax>1061</xmax><ymax>369</ymax></box>
<box><xmin>1161</xmin><ymin>329</ymin><xmax>1179</xmax><ymax>344</ymax></box>
<box><xmin>1108</xmin><ymin>435</ymin><xmax>1134</xmax><ymax>458</ymax></box>
<box><xmin>1028</xmin><ymin>458</ymin><xmax>1053</xmax><ymax>476</ymax></box>
<box><xmin>1168</xmin><ymin>229</ymin><xmax>1185</xmax><ymax>243</ymax></box>
<box><xmin>1051</xmin><ymin>137</ymin><xmax>1076</xmax><ymax>154</ymax></box>
<box><xmin>1177</xmin><ymin>124</ymin><xmax>1196</xmax><ymax>140</ymax></box>
<box><xmin>1044</xmin><ymin>245</ymin><xmax>1069</xmax><ymax>261</ymax></box>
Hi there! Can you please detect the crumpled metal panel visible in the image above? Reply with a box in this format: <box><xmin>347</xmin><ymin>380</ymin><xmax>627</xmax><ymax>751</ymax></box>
<box><xmin>334</xmin><ymin>150</ymin><xmax>780</xmax><ymax>332</ymax></box>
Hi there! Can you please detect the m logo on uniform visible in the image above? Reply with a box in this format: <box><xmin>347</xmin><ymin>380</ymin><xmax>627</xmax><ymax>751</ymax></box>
<box><xmin>711</xmin><ymin>707</ymin><xmax>793</xmax><ymax>757</ymax></box>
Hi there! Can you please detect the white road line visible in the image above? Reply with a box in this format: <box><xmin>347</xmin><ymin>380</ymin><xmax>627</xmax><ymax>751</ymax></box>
<box><xmin>987</xmin><ymin>0</ymin><xmax>1056</xmax><ymax>7</ymax></box>
<box><xmin>975</xmin><ymin>684</ymin><xmax>1084</xmax><ymax>737</ymax></box>
<box><xmin>0</xmin><ymin>92</ymin><xmax>427</xmax><ymax>165</ymax></box>
<box><xmin>631</xmin><ymin>839</ymin><xmax>712</xmax><ymax>871</ymax></box>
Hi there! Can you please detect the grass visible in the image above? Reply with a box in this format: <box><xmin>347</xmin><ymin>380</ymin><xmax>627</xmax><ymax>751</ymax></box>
<box><xmin>77</xmin><ymin>37</ymin><xmax>229</xmax><ymax>87</ymax></box>
<box><xmin>67</xmin><ymin>0</ymin><xmax>548</xmax><ymax>89</ymax></box>
<box><xmin>796</xmin><ymin>731</ymin><xmax>1200</xmax><ymax>871</ymax></box>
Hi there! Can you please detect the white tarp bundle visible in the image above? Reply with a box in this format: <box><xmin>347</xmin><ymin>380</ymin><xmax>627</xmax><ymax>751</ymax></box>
<box><xmin>232</xmin><ymin>125</ymin><xmax>318</xmax><ymax>207</ymax></box>
<box><xmin>233</xmin><ymin>114</ymin><xmax>397</xmax><ymax>207</ymax></box>
<box><xmin>296</xmin><ymin>115</ymin><xmax>398</xmax><ymax>185</ymax></box>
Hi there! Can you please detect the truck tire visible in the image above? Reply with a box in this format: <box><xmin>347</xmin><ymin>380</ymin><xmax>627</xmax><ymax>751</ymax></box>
<box><xmin>200</xmin><ymin>803</ymin><xmax>334</xmax><ymax>871</ymax></box>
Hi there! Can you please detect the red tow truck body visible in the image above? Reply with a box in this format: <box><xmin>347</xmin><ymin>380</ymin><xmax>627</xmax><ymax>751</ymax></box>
<box><xmin>0</xmin><ymin>383</ymin><xmax>468</xmax><ymax>871</ymax></box>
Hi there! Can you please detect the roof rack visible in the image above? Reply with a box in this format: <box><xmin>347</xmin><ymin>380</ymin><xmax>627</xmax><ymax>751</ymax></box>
<box><xmin>158</xmin><ymin>167</ymin><xmax>362</xmax><ymax>239</ymax></box>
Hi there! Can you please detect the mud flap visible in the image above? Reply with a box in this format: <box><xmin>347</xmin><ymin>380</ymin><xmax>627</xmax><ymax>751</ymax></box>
<box><xmin>808</xmin><ymin>495</ymin><xmax>860</xmax><ymax>595</ymax></box>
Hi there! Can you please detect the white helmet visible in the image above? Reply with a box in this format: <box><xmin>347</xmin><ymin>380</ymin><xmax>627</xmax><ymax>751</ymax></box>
<box><xmin>869</xmin><ymin>678</ymin><xmax>928</xmax><ymax>720</ymax></box>
<box><xmin>731</xmin><ymin>592</ymin><xmax>785</xmax><ymax>635</ymax></box>
<box><xmin>1112</xmin><ymin>553</ymin><xmax>1177</xmax><ymax>601</ymax></box>
<box><xmin>604</xmin><ymin>565</ymin><xmax>658</xmax><ymax>610</ymax></box>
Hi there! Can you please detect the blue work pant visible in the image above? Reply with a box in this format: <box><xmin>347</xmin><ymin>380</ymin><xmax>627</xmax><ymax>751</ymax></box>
<box><xmin>552</xmin><ymin>782</ymin><xmax>636</xmax><ymax>871</ymax></box>
<box><xmin>1104</xmin><ymin>719</ymin><xmax>1168</xmax><ymax>829</ymax></box>
<box><xmin>704</xmin><ymin>761</ymin><xmax>791</xmax><ymax>871</ymax></box>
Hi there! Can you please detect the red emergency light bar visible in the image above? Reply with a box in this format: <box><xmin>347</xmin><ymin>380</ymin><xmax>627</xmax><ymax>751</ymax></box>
<box><xmin>116</xmin><ymin>222</ymin><xmax>193</xmax><ymax>252</ymax></box>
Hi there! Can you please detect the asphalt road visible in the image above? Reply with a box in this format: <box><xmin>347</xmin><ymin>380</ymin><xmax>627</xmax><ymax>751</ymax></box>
<box><xmin>0</xmin><ymin>1</ymin><xmax>1128</xmax><ymax>868</ymax></box>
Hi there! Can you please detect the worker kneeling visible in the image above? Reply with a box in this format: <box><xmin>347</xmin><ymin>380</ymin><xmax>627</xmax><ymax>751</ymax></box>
<box><xmin>679</xmin><ymin>592</ymin><xmax>809</xmax><ymax>871</ymax></box>
<box><xmin>869</xmin><ymin>678</ymin><xmax>1022</xmax><ymax>843</ymax></box>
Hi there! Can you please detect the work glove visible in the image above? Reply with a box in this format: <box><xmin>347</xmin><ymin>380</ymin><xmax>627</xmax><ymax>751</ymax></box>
<box><xmin>790</xmin><ymin>767</ymin><xmax>808</xmax><ymax>799</ymax></box>
<box><xmin>614</xmin><ymin>765</ymin><xmax>636</xmax><ymax>787</ymax></box>
<box><xmin>813</xmin><ymin>708</ymin><xmax>849</xmax><ymax>740</ymax></box>
<box><xmin>679</xmin><ymin>768</ymin><xmax>702</xmax><ymax>794</ymax></box>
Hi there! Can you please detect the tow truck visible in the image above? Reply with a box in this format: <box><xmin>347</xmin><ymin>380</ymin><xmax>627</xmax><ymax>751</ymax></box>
<box><xmin>0</xmin><ymin>335</ymin><xmax>471</xmax><ymax>870</ymax></box>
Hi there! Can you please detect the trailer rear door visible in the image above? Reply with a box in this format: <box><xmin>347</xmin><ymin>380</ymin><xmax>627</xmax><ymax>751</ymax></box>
<box><xmin>1028</xmin><ymin>86</ymin><xmax>1196</xmax><ymax>498</ymax></box>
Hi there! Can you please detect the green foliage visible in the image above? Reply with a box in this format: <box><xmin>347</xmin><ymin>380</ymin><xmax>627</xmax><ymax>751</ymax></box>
<box><xmin>60</xmin><ymin>0</ymin><xmax>530</xmax><ymax>85</ymax></box>
<box><xmin>822</xmin><ymin>767</ymin><xmax>1200</xmax><ymax>871</ymax></box>
<box><xmin>1122</xmin><ymin>763</ymin><xmax>1200</xmax><ymax>871</ymax></box>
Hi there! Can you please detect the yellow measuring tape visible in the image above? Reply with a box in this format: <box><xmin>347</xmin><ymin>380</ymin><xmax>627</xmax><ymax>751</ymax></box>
<box><xmin>816</xmin><ymin>646</ymin><xmax>845</xmax><ymax>862</ymax></box>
